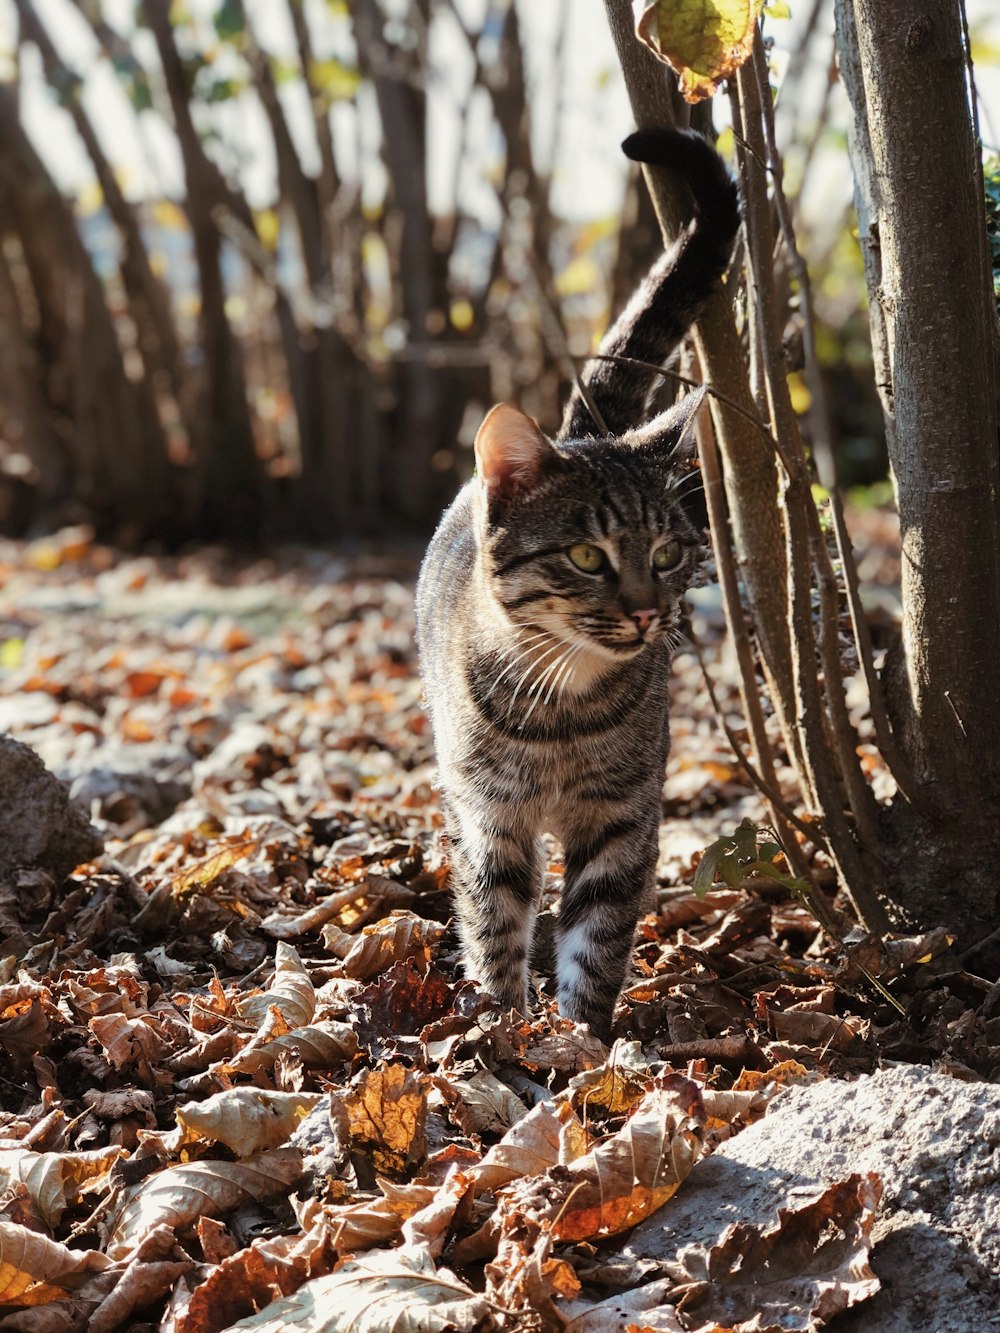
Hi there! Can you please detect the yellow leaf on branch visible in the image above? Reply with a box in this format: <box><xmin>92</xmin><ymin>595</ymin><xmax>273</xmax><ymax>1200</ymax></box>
<box><xmin>634</xmin><ymin>0</ymin><xmax>765</xmax><ymax>103</ymax></box>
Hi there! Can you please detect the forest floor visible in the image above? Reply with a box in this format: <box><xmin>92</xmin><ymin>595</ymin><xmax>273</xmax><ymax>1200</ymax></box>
<box><xmin>0</xmin><ymin>517</ymin><xmax>996</xmax><ymax>1332</ymax></box>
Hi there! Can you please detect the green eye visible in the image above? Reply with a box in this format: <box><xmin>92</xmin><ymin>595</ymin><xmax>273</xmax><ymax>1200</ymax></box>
<box><xmin>568</xmin><ymin>543</ymin><xmax>606</xmax><ymax>573</ymax></box>
<box><xmin>652</xmin><ymin>540</ymin><xmax>683</xmax><ymax>571</ymax></box>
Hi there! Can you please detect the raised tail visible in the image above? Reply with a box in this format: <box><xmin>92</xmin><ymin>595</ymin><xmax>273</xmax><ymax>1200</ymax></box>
<box><xmin>559</xmin><ymin>129</ymin><xmax>740</xmax><ymax>442</ymax></box>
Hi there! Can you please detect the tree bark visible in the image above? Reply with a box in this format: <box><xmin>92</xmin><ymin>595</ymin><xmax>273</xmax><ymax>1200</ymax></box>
<box><xmin>0</xmin><ymin>86</ymin><xmax>157</xmax><ymax>539</ymax></box>
<box><xmin>353</xmin><ymin>0</ymin><xmax>444</xmax><ymax>527</ymax></box>
<box><xmin>143</xmin><ymin>0</ymin><xmax>263</xmax><ymax>543</ymax></box>
<box><xmin>836</xmin><ymin>0</ymin><xmax>1000</xmax><ymax>948</ymax></box>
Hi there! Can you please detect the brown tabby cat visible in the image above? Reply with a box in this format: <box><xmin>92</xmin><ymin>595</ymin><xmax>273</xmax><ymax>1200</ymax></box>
<box><xmin>416</xmin><ymin>130</ymin><xmax>739</xmax><ymax>1040</ymax></box>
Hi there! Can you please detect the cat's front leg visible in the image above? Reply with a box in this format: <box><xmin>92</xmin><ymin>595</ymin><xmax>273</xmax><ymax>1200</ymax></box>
<box><xmin>442</xmin><ymin>796</ymin><xmax>543</xmax><ymax>1014</ymax></box>
<box><xmin>556</xmin><ymin>813</ymin><xmax>659</xmax><ymax>1041</ymax></box>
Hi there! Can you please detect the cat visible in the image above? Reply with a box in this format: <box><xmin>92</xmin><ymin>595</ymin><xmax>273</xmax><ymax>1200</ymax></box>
<box><xmin>416</xmin><ymin>129</ymin><xmax>739</xmax><ymax>1041</ymax></box>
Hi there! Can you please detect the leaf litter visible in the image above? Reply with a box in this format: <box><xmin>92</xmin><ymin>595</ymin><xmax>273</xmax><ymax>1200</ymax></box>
<box><xmin>0</xmin><ymin>530</ymin><xmax>995</xmax><ymax>1330</ymax></box>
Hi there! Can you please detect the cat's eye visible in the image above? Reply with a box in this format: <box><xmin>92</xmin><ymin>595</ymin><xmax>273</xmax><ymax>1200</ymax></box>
<box><xmin>652</xmin><ymin>540</ymin><xmax>683</xmax><ymax>571</ymax></box>
<box><xmin>568</xmin><ymin>543</ymin><xmax>606</xmax><ymax>573</ymax></box>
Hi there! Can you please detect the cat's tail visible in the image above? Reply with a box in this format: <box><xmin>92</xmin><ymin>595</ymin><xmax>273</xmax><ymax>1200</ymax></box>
<box><xmin>558</xmin><ymin>128</ymin><xmax>740</xmax><ymax>442</ymax></box>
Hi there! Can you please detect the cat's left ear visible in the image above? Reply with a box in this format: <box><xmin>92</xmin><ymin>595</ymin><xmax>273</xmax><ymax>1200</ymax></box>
<box><xmin>475</xmin><ymin>403</ymin><xmax>561</xmax><ymax>511</ymax></box>
<box><xmin>623</xmin><ymin>385</ymin><xmax>708</xmax><ymax>460</ymax></box>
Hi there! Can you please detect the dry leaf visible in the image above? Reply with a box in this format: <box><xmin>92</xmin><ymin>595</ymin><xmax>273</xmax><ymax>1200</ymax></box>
<box><xmin>567</xmin><ymin>1039</ymin><xmax>651</xmax><ymax>1115</ymax></box>
<box><xmin>88</xmin><ymin>1012</ymin><xmax>172</xmax><ymax>1074</ymax></box>
<box><xmin>169</xmin><ymin>838</ymin><xmax>259</xmax><ymax>895</ymax></box>
<box><xmin>562</xmin><ymin>1278</ymin><xmax>685</xmax><ymax>1331</ymax></box>
<box><xmin>339</xmin><ymin>910</ymin><xmax>445</xmax><ymax>980</ymax></box>
<box><xmin>218</xmin><ymin>1020</ymin><xmax>358</xmax><ymax>1074</ymax></box>
<box><xmin>0</xmin><ymin>1146</ymin><xmax>124</xmax><ymax>1229</ymax></box>
<box><xmin>236</xmin><ymin>941</ymin><xmax>317</xmax><ymax>1027</ymax></box>
<box><xmin>176</xmin><ymin>1088</ymin><xmax>323</xmax><ymax>1156</ymax></box>
<box><xmin>321</xmin><ymin>1179</ymin><xmax>438</xmax><ymax>1253</ymax></box>
<box><xmin>339</xmin><ymin>1065</ymin><xmax>430</xmax><ymax>1178</ymax></box>
<box><xmin>672</xmin><ymin>1173</ymin><xmax>882</xmax><ymax>1330</ymax></box>
<box><xmin>0</xmin><ymin>1220</ymin><xmax>112</xmax><ymax>1305</ymax></box>
<box><xmin>106</xmin><ymin>1149</ymin><xmax>303</xmax><ymax>1259</ymax></box>
<box><xmin>224</xmin><ymin>1245</ymin><xmax>493</xmax><ymax>1332</ymax></box>
<box><xmin>634</xmin><ymin>0</ymin><xmax>765</xmax><ymax>103</ymax></box>
<box><xmin>448</xmin><ymin>1071</ymin><xmax>528</xmax><ymax>1137</ymax></box>
<box><xmin>496</xmin><ymin>1075</ymin><xmax>705</xmax><ymax>1245</ymax></box>
<box><xmin>471</xmin><ymin>1098</ymin><xmax>588</xmax><ymax>1192</ymax></box>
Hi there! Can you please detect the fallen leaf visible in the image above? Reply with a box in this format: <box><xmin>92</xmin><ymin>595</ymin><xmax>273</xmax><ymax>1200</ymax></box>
<box><xmin>176</xmin><ymin>1088</ymin><xmax>323</xmax><ymax>1157</ymax></box>
<box><xmin>223</xmin><ymin>1244</ymin><xmax>494</xmax><ymax>1331</ymax></box>
<box><xmin>106</xmin><ymin>1150</ymin><xmax>304</xmax><ymax>1259</ymax></box>
<box><xmin>672</xmin><ymin>1173</ymin><xmax>882</xmax><ymax>1330</ymax></box>
<box><xmin>237</xmin><ymin>941</ymin><xmax>317</xmax><ymax>1028</ymax></box>
<box><xmin>0</xmin><ymin>1220</ymin><xmax>112</xmax><ymax>1305</ymax></box>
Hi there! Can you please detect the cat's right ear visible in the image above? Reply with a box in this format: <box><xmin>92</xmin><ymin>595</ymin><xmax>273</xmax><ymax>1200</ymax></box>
<box><xmin>474</xmin><ymin>404</ymin><xmax>560</xmax><ymax>513</ymax></box>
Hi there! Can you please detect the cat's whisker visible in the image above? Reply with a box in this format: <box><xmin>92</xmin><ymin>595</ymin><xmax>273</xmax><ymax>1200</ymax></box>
<box><xmin>545</xmin><ymin>642</ymin><xmax>585</xmax><ymax>708</ymax></box>
<box><xmin>521</xmin><ymin>642</ymin><xmax>577</xmax><ymax>724</ymax></box>
<box><xmin>487</xmin><ymin>629</ymin><xmax>556</xmax><ymax>697</ymax></box>
<box><xmin>507</xmin><ymin>637</ymin><xmax>567</xmax><ymax>718</ymax></box>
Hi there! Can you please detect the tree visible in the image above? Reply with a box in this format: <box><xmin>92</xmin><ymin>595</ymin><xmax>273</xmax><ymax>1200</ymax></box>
<box><xmin>606</xmin><ymin>0</ymin><xmax>1000</xmax><ymax>966</ymax></box>
<box><xmin>0</xmin><ymin>0</ymin><xmax>606</xmax><ymax>544</ymax></box>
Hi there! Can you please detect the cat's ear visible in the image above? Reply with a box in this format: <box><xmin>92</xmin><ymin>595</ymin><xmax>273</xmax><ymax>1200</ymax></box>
<box><xmin>474</xmin><ymin>403</ymin><xmax>560</xmax><ymax>509</ymax></box>
<box><xmin>623</xmin><ymin>386</ymin><xmax>708</xmax><ymax>460</ymax></box>
<box><xmin>660</xmin><ymin>385</ymin><xmax>708</xmax><ymax>456</ymax></box>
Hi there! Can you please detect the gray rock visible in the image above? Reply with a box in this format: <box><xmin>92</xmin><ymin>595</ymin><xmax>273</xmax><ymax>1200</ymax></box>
<box><xmin>0</xmin><ymin>735</ymin><xmax>102</xmax><ymax>881</ymax></box>
<box><xmin>624</xmin><ymin>1066</ymin><xmax>1000</xmax><ymax>1332</ymax></box>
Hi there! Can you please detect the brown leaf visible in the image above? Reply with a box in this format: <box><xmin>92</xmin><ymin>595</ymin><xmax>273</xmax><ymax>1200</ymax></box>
<box><xmin>88</xmin><ymin>1012</ymin><xmax>172</xmax><ymax>1075</ymax></box>
<box><xmin>350</xmin><ymin>959</ymin><xmax>454</xmax><ymax>1056</ymax></box>
<box><xmin>175</xmin><ymin>1088</ymin><xmax>323</xmax><ymax>1157</ymax></box>
<box><xmin>106</xmin><ymin>1150</ymin><xmax>304</xmax><ymax>1260</ymax></box>
<box><xmin>0</xmin><ymin>1146</ymin><xmax>124</xmax><ymax>1229</ymax></box>
<box><xmin>673</xmin><ymin>1173</ymin><xmax>882</xmax><ymax>1330</ymax></box>
<box><xmin>236</xmin><ymin>942</ymin><xmax>317</xmax><ymax>1028</ymax></box>
<box><xmin>218</xmin><ymin>1020</ymin><xmax>358</xmax><ymax>1075</ymax></box>
<box><xmin>339</xmin><ymin>1065</ymin><xmax>430</xmax><ymax>1179</ymax></box>
<box><xmin>169</xmin><ymin>838</ymin><xmax>259</xmax><ymax>895</ymax></box>
<box><xmin>567</xmin><ymin>1039</ymin><xmax>652</xmax><ymax>1116</ymax></box>
<box><xmin>497</xmin><ymin>1075</ymin><xmax>705</xmax><ymax>1245</ymax></box>
<box><xmin>219</xmin><ymin>1244</ymin><xmax>493</xmax><ymax>1332</ymax></box>
<box><xmin>320</xmin><ymin>1179</ymin><xmax>438</xmax><ymax>1253</ymax></box>
<box><xmin>471</xmin><ymin>1098</ymin><xmax>588</xmax><ymax>1192</ymax></box>
<box><xmin>0</xmin><ymin>1220</ymin><xmax>112</xmax><ymax>1305</ymax></box>
<box><xmin>338</xmin><ymin>910</ymin><xmax>445</xmax><ymax>980</ymax></box>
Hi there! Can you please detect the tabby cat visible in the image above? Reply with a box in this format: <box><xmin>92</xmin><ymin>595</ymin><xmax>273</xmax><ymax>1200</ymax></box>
<box><xmin>416</xmin><ymin>130</ymin><xmax>739</xmax><ymax>1040</ymax></box>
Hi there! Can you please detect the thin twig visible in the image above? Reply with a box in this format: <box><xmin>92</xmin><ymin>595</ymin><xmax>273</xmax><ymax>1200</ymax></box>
<box><xmin>734</xmin><ymin>44</ymin><xmax>890</xmax><ymax>934</ymax></box>
<box><xmin>691</xmin><ymin>639</ymin><xmax>822</xmax><ymax>847</ymax></box>
<box><xmin>583</xmin><ymin>352</ymin><xmax>796</xmax><ymax>467</ymax></box>
<box><xmin>750</xmin><ymin>35</ymin><xmax>916</xmax><ymax>807</ymax></box>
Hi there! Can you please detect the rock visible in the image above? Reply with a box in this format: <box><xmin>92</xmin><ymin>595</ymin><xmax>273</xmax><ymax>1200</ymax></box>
<box><xmin>623</xmin><ymin>1065</ymin><xmax>1000</xmax><ymax>1333</ymax></box>
<box><xmin>0</xmin><ymin>735</ymin><xmax>103</xmax><ymax>881</ymax></box>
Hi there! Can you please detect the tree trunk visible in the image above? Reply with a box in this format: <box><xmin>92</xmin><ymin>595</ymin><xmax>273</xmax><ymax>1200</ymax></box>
<box><xmin>353</xmin><ymin>0</ymin><xmax>445</xmax><ymax>527</ymax></box>
<box><xmin>0</xmin><ymin>86</ymin><xmax>158</xmax><ymax>540</ymax></box>
<box><xmin>835</xmin><ymin>0</ymin><xmax>1000</xmax><ymax>953</ymax></box>
<box><xmin>143</xmin><ymin>0</ymin><xmax>263</xmax><ymax>543</ymax></box>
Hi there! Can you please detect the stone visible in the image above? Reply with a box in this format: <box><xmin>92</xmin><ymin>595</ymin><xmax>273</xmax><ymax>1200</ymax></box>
<box><xmin>0</xmin><ymin>735</ymin><xmax>102</xmax><ymax>881</ymax></box>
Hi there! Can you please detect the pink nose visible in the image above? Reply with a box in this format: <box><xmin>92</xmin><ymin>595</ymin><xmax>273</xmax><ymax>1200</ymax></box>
<box><xmin>630</xmin><ymin>608</ymin><xmax>657</xmax><ymax>633</ymax></box>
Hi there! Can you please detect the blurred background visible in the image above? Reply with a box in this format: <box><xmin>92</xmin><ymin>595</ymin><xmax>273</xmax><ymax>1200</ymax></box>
<box><xmin>0</xmin><ymin>0</ymin><xmax>998</xmax><ymax>549</ymax></box>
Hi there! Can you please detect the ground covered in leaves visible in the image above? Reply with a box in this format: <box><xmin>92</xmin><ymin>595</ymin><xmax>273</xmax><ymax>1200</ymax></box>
<box><xmin>0</xmin><ymin>524</ymin><xmax>997</xmax><ymax>1332</ymax></box>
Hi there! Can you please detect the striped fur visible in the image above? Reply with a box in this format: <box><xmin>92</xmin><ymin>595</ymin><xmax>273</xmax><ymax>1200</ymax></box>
<box><xmin>416</xmin><ymin>131</ymin><xmax>739</xmax><ymax>1040</ymax></box>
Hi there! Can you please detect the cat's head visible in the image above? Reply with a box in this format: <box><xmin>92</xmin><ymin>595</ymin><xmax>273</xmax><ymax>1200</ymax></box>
<box><xmin>474</xmin><ymin>397</ymin><xmax>706</xmax><ymax>659</ymax></box>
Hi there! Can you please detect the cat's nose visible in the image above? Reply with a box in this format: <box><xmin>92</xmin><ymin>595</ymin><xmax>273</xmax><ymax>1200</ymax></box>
<box><xmin>630</xmin><ymin>608</ymin><xmax>657</xmax><ymax>634</ymax></box>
